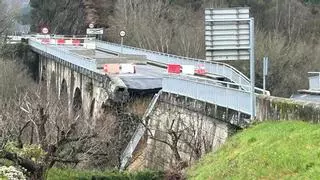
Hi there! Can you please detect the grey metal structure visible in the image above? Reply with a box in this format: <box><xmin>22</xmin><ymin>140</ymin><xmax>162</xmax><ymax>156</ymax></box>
<box><xmin>263</xmin><ymin>56</ymin><xmax>269</xmax><ymax>94</ymax></box>
<box><xmin>308</xmin><ymin>72</ymin><xmax>320</xmax><ymax>90</ymax></box>
<box><xmin>205</xmin><ymin>8</ymin><xmax>250</xmax><ymax>61</ymax></box>
<box><xmin>249</xmin><ymin>18</ymin><xmax>256</xmax><ymax>120</ymax></box>
<box><xmin>162</xmin><ymin>76</ymin><xmax>251</xmax><ymax>115</ymax></box>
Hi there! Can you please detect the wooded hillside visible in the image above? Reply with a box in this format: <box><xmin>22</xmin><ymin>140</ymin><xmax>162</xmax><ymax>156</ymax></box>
<box><xmin>29</xmin><ymin>0</ymin><xmax>320</xmax><ymax>97</ymax></box>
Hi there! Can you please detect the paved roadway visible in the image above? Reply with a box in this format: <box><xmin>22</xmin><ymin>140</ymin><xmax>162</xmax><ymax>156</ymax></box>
<box><xmin>62</xmin><ymin>46</ymin><xmax>167</xmax><ymax>91</ymax></box>
<box><xmin>55</xmin><ymin>45</ymin><xmax>232</xmax><ymax>93</ymax></box>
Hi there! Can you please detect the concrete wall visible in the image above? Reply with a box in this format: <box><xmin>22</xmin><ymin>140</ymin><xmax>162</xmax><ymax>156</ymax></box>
<box><xmin>256</xmin><ymin>95</ymin><xmax>320</xmax><ymax>122</ymax></box>
<box><xmin>128</xmin><ymin>92</ymin><xmax>238</xmax><ymax>171</ymax></box>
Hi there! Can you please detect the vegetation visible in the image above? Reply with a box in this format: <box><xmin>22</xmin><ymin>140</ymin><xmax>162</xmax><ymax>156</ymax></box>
<box><xmin>26</xmin><ymin>0</ymin><xmax>320</xmax><ymax>97</ymax></box>
<box><xmin>0</xmin><ymin>50</ymin><xmax>140</xmax><ymax>179</ymax></box>
<box><xmin>188</xmin><ymin>121</ymin><xmax>320</xmax><ymax>179</ymax></box>
<box><xmin>46</xmin><ymin>168</ymin><xmax>164</xmax><ymax>180</ymax></box>
<box><xmin>0</xmin><ymin>0</ymin><xmax>319</xmax><ymax>179</ymax></box>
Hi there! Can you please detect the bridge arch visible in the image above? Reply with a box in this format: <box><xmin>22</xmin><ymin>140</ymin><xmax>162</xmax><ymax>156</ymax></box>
<box><xmin>41</xmin><ymin>65</ymin><xmax>46</xmax><ymax>82</ymax></box>
<box><xmin>89</xmin><ymin>98</ymin><xmax>96</xmax><ymax>118</ymax></box>
<box><xmin>73</xmin><ymin>87</ymin><xmax>82</xmax><ymax>113</ymax></box>
<box><xmin>50</xmin><ymin>71</ymin><xmax>57</xmax><ymax>94</ymax></box>
<box><xmin>60</xmin><ymin>79</ymin><xmax>68</xmax><ymax>105</ymax></box>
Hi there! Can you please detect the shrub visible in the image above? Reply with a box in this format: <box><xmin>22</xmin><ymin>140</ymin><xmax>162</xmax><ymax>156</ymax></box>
<box><xmin>0</xmin><ymin>166</ymin><xmax>26</xmax><ymax>180</ymax></box>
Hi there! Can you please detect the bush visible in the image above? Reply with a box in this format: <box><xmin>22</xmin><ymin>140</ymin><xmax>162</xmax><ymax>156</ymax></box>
<box><xmin>0</xmin><ymin>166</ymin><xmax>26</xmax><ymax>180</ymax></box>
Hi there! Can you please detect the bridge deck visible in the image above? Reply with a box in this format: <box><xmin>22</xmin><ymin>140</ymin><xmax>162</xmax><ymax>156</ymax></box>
<box><xmin>28</xmin><ymin>37</ymin><xmax>256</xmax><ymax>116</ymax></box>
<box><xmin>67</xmin><ymin>46</ymin><xmax>167</xmax><ymax>90</ymax></box>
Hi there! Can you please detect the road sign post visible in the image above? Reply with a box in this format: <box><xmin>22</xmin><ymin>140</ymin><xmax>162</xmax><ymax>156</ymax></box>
<box><xmin>205</xmin><ymin>8</ymin><xmax>256</xmax><ymax>119</ymax></box>
<box><xmin>119</xmin><ymin>30</ymin><xmax>126</xmax><ymax>55</ymax></box>
<box><xmin>249</xmin><ymin>18</ymin><xmax>255</xmax><ymax>120</ymax></box>
<box><xmin>263</xmin><ymin>56</ymin><xmax>269</xmax><ymax>95</ymax></box>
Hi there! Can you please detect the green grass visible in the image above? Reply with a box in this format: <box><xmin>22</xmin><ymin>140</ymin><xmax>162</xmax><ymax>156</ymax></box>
<box><xmin>187</xmin><ymin>121</ymin><xmax>320</xmax><ymax>180</ymax></box>
<box><xmin>46</xmin><ymin>168</ymin><xmax>164</xmax><ymax>180</ymax></box>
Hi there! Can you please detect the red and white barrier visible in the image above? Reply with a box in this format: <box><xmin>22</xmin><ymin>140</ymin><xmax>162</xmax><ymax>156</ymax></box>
<box><xmin>41</xmin><ymin>38</ymin><xmax>50</xmax><ymax>44</ymax></box>
<box><xmin>120</xmin><ymin>64</ymin><xmax>136</xmax><ymax>74</ymax></box>
<box><xmin>104</xmin><ymin>64</ymin><xmax>120</xmax><ymax>74</ymax></box>
<box><xmin>167</xmin><ymin>64</ymin><xmax>181</xmax><ymax>74</ymax></box>
<box><xmin>166</xmin><ymin>64</ymin><xmax>207</xmax><ymax>75</ymax></box>
<box><xmin>181</xmin><ymin>65</ymin><xmax>195</xmax><ymax>75</ymax></box>
<box><xmin>37</xmin><ymin>38</ymin><xmax>92</xmax><ymax>47</ymax></box>
<box><xmin>72</xmin><ymin>39</ymin><xmax>81</xmax><ymax>46</ymax></box>
<box><xmin>57</xmin><ymin>39</ymin><xmax>65</xmax><ymax>45</ymax></box>
<box><xmin>195</xmin><ymin>64</ymin><xmax>206</xmax><ymax>75</ymax></box>
<box><xmin>103</xmin><ymin>64</ymin><xmax>137</xmax><ymax>74</ymax></box>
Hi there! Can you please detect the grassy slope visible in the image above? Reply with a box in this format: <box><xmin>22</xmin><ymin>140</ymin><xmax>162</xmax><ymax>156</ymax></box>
<box><xmin>188</xmin><ymin>121</ymin><xmax>320</xmax><ymax>180</ymax></box>
<box><xmin>47</xmin><ymin>168</ymin><xmax>163</xmax><ymax>180</ymax></box>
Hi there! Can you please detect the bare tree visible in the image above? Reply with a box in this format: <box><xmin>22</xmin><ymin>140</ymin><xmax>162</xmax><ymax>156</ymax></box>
<box><xmin>109</xmin><ymin>0</ymin><xmax>205</xmax><ymax>57</ymax></box>
<box><xmin>0</xmin><ymin>83</ymin><xmax>123</xmax><ymax>179</ymax></box>
<box><xmin>139</xmin><ymin>104</ymin><xmax>218</xmax><ymax>171</ymax></box>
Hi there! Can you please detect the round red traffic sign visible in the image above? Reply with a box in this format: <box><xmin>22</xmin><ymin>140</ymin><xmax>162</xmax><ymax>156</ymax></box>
<box><xmin>89</xmin><ymin>23</ymin><xmax>94</xmax><ymax>28</ymax></box>
<box><xmin>42</xmin><ymin>27</ymin><xmax>49</xmax><ymax>34</ymax></box>
<box><xmin>119</xmin><ymin>30</ymin><xmax>126</xmax><ymax>37</ymax></box>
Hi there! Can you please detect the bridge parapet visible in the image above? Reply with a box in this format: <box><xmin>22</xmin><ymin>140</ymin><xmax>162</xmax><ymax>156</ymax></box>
<box><xmin>29</xmin><ymin>38</ymin><xmax>97</xmax><ymax>71</ymax></box>
<box><xmin>162</xmin><ymin>75</ymin><xmax>252</xmax><ymax>116</ymax></box>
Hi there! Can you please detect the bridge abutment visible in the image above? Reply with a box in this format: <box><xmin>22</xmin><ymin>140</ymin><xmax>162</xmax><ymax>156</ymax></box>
<box><xmin>127</xmin><ymin>92</ymin><xmax>240</xmax><ymax>171</ymax></box>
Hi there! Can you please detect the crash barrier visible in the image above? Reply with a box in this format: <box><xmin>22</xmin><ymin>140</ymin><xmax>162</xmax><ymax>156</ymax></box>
<box><xmin>103</xmin><ymin>64</ymin><xmax>136</xmax><ymax>74</ymax></box>
<box><xmin>36</xmin><ymin>37</ymin><xmax>96</xmax><ymax>49</ymax></box>
<box><xmin>167</xmin><ymin>64</ymin><xmax>207</xmax><ymax>75</ymax></box>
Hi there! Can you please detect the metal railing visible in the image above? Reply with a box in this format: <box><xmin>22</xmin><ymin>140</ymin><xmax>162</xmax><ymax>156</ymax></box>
<box><xmin>21</xmin><ymin>34</ymin><xmax>95</xmax><ymax>40</ymax></box>
<box><xmin>120</xmin><ymin>91</ymin><xmax>162</xmax><ymax>170</ymax></box>
<box><xmin>28</xmin><ymin>38</ymin><xmax>97</xmax><ymax>72</ymax></box>
<box><xmin>95</xmin><ymin>40</ymin><xmax>268</xmax><ymax>95</ymax></box>
<box><xmin>162</xmin><ymin>76</ymin><xmax>252</xmax><ymax>115</ymax></box>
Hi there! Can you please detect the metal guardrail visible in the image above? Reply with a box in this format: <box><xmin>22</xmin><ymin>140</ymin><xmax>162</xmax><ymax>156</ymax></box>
<box><xmin>28</xmin><ymin>39</ymin><xmax>97</xmax><ymax>71</ymax></box>
<box><xmin>162</xmin><ymin>76</ymin><xmax>252</xmax><ymax>115</ymax></box>
<box><xmin>120</xmin><ymin>91</ymin><xmax>162</xmax><ymax>170</ymax></box>
<box><xmin>20</xmin><ymin>34</ymin><xmax>95</xmax><ymax>40</ymax></box>
<box><xmin>95</xmin><ymin>41</ymin><xmax>267</xmax><ymax>93</ymax></box>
